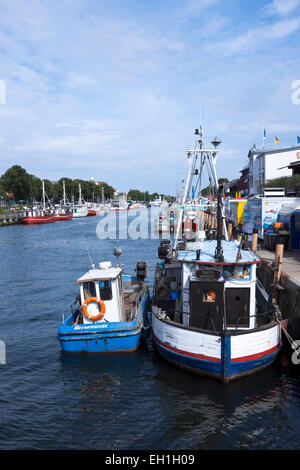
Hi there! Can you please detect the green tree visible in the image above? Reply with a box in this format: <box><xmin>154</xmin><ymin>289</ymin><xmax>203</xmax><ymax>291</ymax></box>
<box><xmin>264</xmin><ymin>175</ymin><xmax>300</xmax><ymax>193</ymax></box>
<box><xmin>0</xmin><ymin>165</ymin><xmax>31</xmax><ymax>201</ymax></box>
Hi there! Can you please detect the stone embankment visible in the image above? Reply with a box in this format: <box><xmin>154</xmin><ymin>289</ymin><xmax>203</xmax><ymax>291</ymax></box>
<box><xmin>0</xmin><ymin>212</ymin><xmax>23</xmax><ymax>226</ymax></box>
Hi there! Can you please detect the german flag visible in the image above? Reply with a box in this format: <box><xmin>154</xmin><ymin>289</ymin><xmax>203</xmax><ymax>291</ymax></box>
<box><xmin>275</xmin><ymin>136</ymin><xmax>279</xmax><ymax>144</ymax></box>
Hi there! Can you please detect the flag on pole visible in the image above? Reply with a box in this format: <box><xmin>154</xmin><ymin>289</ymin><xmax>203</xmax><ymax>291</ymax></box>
<box><xmin>297</xmin><ymin>136</ymin><xmax>300</xmax><ymax>144</ymax></box>
<box><xmin>275</xmin><ymin>136</ymin><xmax>279</xmax><ymax>144</ymax></box>
<box><xmin>262</xmin><ymin>128</ymin><xmax>266</xmax><ymax>148</ymax></box>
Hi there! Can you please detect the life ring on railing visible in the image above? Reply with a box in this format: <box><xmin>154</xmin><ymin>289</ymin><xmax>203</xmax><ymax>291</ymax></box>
<box><xmin>82</xmin><ymin>297</ymin><xmax>106</xmax><ymax>321</ymax></box>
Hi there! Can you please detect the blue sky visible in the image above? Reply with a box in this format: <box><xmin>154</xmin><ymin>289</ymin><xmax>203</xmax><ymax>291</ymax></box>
<box><xmin>0</xmin><ymin>0</ymin><xmax>300</xmax><ymax>194</ymax></box>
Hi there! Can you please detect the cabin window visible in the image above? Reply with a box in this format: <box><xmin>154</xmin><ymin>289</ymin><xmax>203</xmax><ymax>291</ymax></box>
<box><xmin>189</xmin><ymin>280</ymin><xmax>224</xmax><ymax>332</ymax></box>
<box><xmin>83</xmin><ymin>282</ymin><xmax>97</xmax><ymax>299</ymax></box>
<box><xmin>223</xmin><ymin>264</ymin><xmax>251</xmax><ymax>280</ymax></box>
<box><xmin>99</xmin><ymin>281</ymin><xmax>112</xmax><ymax>301</ymax></box>
<box><xmin>202</xmin><ymin>289</ymin><xmax>216</xmax><ymax>302</ymax></box>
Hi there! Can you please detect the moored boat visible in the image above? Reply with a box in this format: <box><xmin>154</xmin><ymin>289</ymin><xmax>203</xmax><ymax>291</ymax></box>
<box><xmin>87</xmin><ymin>209</ymin><xmax>97</xmax><ymax>216</ymax></box>
<box><xmin>54</xmin><ymin>209</ymin><xmax>73</xmax><ymax>221</ymax></box>
<box><xmin>22</xmin><ymin>209</ymin><xmax>55</xmax><ymax>224</ymax></box>
<box><xmin>110</xmin><ymin>198</ymin><xmax>129</xmax><ymax>212</ymax></box>
<box><xmin>150</xmin><ymin>128</ymin><xmax>282</xmax><ymax>382</ymax></box>
<box><xmin>152</xmin><ymin>235</ymin><xmax>281</xmax><ymax>382</ymax></box>
<box><xmin>58</xmin><ymin>247</ymin><xmax>150</xmax><ymax>353</ymax></box>
<box><xmin>72</xmin><ymin>184</ymin><xmax>88</xmax><ymax>218</ymax></box>
<box><xmin>22</xmin><ymin>180</ymin><xmax>55</xmax><ymax>224</ymax></box>
<box><xmin>154</xmin><ymin>214</ymin><xmax>169</xmax><ymax>232</ymax></box>
<box><xmin>54</xmin><ymin>181</ymin><xmax>73</xmax><ymax>221</ymax></box>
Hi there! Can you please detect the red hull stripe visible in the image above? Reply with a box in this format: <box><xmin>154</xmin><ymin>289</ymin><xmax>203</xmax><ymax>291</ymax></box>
<box><xmin>23</xmin><ymin>215</ymin><xmax>55</xmax><ymax>224</ymax></box>
<box><xmin>153</xmin><ymin>332</ymin><xmax>222</xmax><ymax>363</ymax></box>
<box><xmin>231</xmin><ymin>344</ymin><xmax>280</xmax><ymax>363</ymax></box>
<box><xmin>54</xmin><ymin>214</ymin><xmax>73</xmax><ymax>220</ymax></box>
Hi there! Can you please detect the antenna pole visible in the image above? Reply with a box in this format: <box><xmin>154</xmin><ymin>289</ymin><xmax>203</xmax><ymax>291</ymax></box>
<box><xmin>214</xmin><ymin>185</ymin><xmax>224</xmax><ymax>262</ymax></box>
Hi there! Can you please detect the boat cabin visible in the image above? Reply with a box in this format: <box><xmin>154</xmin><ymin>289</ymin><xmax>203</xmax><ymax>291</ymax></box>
<box><xmin>77</xmin><ymin>262</ymin><xmax>124</xmax><ymax>324</ymax></box>
<box><xmin>154</xmin><ymin>240</ymin><xmax>267</xmax><ymax>333</ymax></box>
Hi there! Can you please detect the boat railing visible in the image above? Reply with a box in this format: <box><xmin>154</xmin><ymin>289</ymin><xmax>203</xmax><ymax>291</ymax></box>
<box><xmin>229</xmin><ymin>309</ymin><xmax>274</xmax><ymax>331</ymax></box>
<box><xmin>168</xmin><ymin>308</ymin><xmax>275</xmax><ymax>334</ymax></box>
<box><xmin>172</xmin><ymin>309</ymin><xmax>218</xmax><ymax>333</ymax></box>
<box><xmin>62</xmin><ymin>296</ymin><xmax>80</xmax><ymax>323</ymax></box>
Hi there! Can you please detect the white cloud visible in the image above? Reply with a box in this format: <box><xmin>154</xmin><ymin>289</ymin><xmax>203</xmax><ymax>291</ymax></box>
<box><xmin>0</xmin><ymin>0</ymin><xmax>300</xmax><ymax>192</ymax></box>
<box><xmin>270</xmin><ymin>0</ymin><xmax>300</xmax><ymax>16</ymax></box>
<box><xmin>221</xmin><ymin>17</ymin><xmax>300</xmax><ymax>55</ymax></box>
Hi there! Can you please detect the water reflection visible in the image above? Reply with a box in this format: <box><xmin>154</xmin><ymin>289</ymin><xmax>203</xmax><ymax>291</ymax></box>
<box><xmin>1</xmin><ymin>217</ymin><xmax>300</xmax><ymax>450</ymax></box>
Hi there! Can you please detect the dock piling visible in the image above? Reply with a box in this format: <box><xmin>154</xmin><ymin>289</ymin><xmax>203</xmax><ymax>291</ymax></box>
<box><xmin>252</xmin><ymin>228</ymin><xmax>258</xmax><ymax>252</ymax></box>
<box><xmin>275</xmin><ymin>243</ymin><xmax>284</xmax><ymax>282</ymax></box>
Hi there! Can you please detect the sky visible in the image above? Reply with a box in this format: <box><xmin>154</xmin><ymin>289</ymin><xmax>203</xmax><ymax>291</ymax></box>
<box><xmin>0</xmin><ymin>0</ymin><xmax>300</xmax><ymax>195</ymax></box>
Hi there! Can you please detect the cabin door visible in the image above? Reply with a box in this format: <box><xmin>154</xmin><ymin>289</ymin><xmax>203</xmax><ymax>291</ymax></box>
<box><xmin>225</xmin><ymin>288</ymin><xmax>250</xmax><ymax>327</ymax></box>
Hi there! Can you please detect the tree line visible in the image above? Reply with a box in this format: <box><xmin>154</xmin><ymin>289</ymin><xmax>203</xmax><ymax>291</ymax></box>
<box><xmin>127</xmin><ymin>188</ymin><xmax>174</xmax><ymax>203</ymax></box>
<box><xmin>0</xmin><ymin>165</ymin><xmax>175</xmax><ymax>205</ymax></box>
<box><xmin>0</xmin><ymin>165</ymin><xmax>115</xmax><ymax>203</ymax></box>
<box><xmin>264</xmin><ymin>174</ymin><xmax>300</xmax><ymax>194</ymax></box>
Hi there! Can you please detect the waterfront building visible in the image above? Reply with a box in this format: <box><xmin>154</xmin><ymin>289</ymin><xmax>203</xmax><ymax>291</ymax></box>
<box><xmin>247</xmin><ymin>144</ymin><xmax>300</xmax><ymax>196</ymax></box>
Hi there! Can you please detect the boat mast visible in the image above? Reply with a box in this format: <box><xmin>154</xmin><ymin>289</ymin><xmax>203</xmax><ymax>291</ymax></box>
<box><xmin>42</xmin><ymin>179</ymin><xmax>46</xmax><ymax>210</ymax></box>
<box><xmin>63</xmin><ymin>181</ymin><xmax>66</xmax><ymax>206</ymax></box>
<box><xmin>174</xmin><ymin>127</ymin><xmax>228</xmax><ymax>250</ymax></box>
<box><xmin>174</xmin><ymin>147</ymin><xmax>196</xmax><ymax>249</ymax></box>
<box><xmin>78</xmin><ymin>184</ymin><xmax>82</xmax><ymax>205</ymax></box>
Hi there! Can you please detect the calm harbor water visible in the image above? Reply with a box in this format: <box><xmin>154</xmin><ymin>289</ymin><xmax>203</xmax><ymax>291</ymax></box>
<box><xmin>0</xmin><ymin>214</ymin><xmax>300</xmax><ymax>450</ymax></box>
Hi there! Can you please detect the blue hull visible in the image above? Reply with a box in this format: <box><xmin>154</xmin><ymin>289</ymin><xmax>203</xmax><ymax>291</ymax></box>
<box><xmin>58</xmin><ymin>288</ymin><xmax>149</xmax><ymax>354</ymax></box>
<box><xmin>59</xmin><ymin>321</ymin><xmax>143</xmax><ymax>353</ymax></box>
<box><xmin>154</xmin><ymin>334</ymin><xmax>280</xmax><ymax>383</ymax></box>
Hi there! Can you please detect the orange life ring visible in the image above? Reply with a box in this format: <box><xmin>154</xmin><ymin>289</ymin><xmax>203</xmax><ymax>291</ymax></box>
<box><xmin>82</xmin><ymin>297</ymin><xmax>106</xmax><ymax>321</ymax></box>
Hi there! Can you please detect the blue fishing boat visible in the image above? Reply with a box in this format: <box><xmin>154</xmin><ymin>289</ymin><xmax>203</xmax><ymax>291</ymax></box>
<box><xmin>58</xmin><ymin>248</ymin><xmax>150</xmax><ymax>353</ymax></box>
<box><xmin>151</xmin><ymin>128</ymin><xmax>282</xmax><ymax>382</ymax></box>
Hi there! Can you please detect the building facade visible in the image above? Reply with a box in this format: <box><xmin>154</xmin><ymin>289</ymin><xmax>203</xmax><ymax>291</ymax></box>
<box><xmin>247</xmin><ymin>145</ymin><xmax>300</xmax><ymax>196</ymax></box>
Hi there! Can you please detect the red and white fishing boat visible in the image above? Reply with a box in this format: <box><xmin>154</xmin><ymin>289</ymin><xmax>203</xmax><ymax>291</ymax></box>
<box><xmin>53</xmin><ymin>181</ymin><xmax>73</xmax><ymax>221</ymax></box>
<box><xmin>54</xmin><ymin>209</ymin><xmax>73</xmax><ymax>221</ymax></box>
<box><xmin>22</xmin><ymin>210</ymin><xmax>55</xmax><ymax>224</ymax></box>
<box><xmin>87</xmin><ymin>209</ymin><xmax>97</xmax><ymax>216</ymax></box>
<box><xmin>22</xmin><ymin>180</ymin><xmax>55</xmax><ymax>225</ymax></box>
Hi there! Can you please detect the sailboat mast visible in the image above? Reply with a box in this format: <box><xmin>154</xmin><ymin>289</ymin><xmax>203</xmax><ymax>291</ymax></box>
<box><xmin>42</xmin><ymin>179</ymin><xmax>46</xmax><ymax>210</ymax></box>
<box><xmin>79</xmin><ymin>184</ymin><xmax>82</xmax><ymax>205</ymax></box>
<box><xmin>63</xmin><ymin>181</ymin><xmax>66</xmax><ymax>206</ymax></box>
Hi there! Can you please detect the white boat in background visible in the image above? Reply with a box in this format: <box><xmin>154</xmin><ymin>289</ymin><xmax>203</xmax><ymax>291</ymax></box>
<box><xmin>154</xmin><ymin>214</ymin><xmax>169</xmax><ymax>233</ymax></box>
<box><xmin>110</xmin><ymin>197</ymin><xmax>129</xmax><ymax>212</ymax></box>
<box><xmin>149</xmin><ymin>196</ymin><xmax>169</xmax><ymax>208</ymax></box>
<box><xmin>72</xmin><ymin>184</ymin><xmax>88</xmax><ymax>218</ymax></box>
